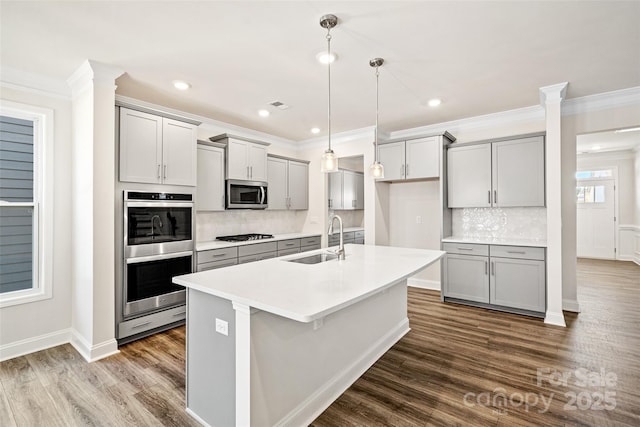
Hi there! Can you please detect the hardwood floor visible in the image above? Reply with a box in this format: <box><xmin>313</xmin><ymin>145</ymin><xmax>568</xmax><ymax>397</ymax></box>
<box><xmin>1</xmin><ymin>259</ymin><xmax>639</xmax><ymax>426</ymax></box>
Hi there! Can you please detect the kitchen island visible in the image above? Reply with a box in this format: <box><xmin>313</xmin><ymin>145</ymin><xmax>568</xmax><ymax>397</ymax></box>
<box><xmin>174</xmin><ymin>244</ymin><xmax>445</xmax><ymax>427</ymax></box>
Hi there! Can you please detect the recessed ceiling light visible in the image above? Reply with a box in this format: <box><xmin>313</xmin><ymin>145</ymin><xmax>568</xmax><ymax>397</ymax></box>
<box><xmin>614</xmin><ymin>126</ymin><xmax>640</xmax><ymax>133</ymax></box>
<box><xmin>428</xmin><ymin>98</ymin><xmax>442</xmax><ymax>107</ymax></box>
<box><xmin>592</xmin><ymin>145</ymin><xmax>601</xmax><ymax>150</ymax></box>
<box><xmin>258</xmin><ymin>109</ymin><xmax>270</xmax><ymax>117</ymax></box>
<box><xmin>172</xmin><ymin>80</ymin><xmax>190</xmax><ymax>90</ymax></box>
<box><xmin>316</xmin><ymin>51</ymin><xmax>337</xmax><ymax>64</ymax></box>
<box><xmin>311</xmin><ymin>127</ymin><xmax>320</xmax><ymax>134</ymax></box>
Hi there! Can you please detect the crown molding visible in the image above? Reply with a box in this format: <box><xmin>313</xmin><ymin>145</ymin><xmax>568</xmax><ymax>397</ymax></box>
<box><xmin>389</xmin><ymin>105</ymin><xmax>544</xmax><ymax>141</ymax></box>
<box><xmin>298</xmin><ymin>126</ymin><xmax>377</xmax><ymax>150</ymax></box>
<box><xmin>67</xmin><ymin>60</ymin><xmax>124</xmax><ymax>97</ymax></box>
<box><xmin>563</xmin><ymin>86</ymin><xmax>640</xmax><ymax>116</ymax></box>
<box><xmin>577</xmin><ymin>149</ymin><xmax>636</xmax><ymax>161</ymax></box>
<box><xmin>0</xmin><ymin>65</ymin><xmax>71</xmax><ymax>99</ymax></box>
<box><xmin>115</xmin><ymin>94</ymin><xmax>299</xmax><ymax>152</ymax></box>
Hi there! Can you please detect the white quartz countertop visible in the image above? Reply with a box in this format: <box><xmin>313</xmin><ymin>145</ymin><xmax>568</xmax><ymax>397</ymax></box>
<box><xmin>442</xmin><ymin>236</ymin><xmax>547</xmax><ymax>247</ymax></box>
<box><xmin>174</xmin><ymin>244</ymin><xmax>444</xmax><ymax>323</ymax></box>
<box><xmin>196</xmin><ymin>232</ymin><xmax>322</xmax><ymax>251</ymax></box>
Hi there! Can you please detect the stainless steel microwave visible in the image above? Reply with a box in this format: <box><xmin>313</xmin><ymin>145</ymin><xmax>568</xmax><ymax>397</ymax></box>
<box><xmin>226</xmin><ymin>180</ymin><xmax>268</xmax><ymax>209</ymax></box>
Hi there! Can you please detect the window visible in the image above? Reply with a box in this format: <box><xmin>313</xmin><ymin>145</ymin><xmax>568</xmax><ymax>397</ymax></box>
<box><xmin>0</xmin><ymin>101</ymin><xmax>53</xmax><ymax>307</ymax></box>
<box><xmin>576</xmin><ymin>185</ymin><xmax>606</xmax><ymax>204</ymax></box>
<box><xmin>575</xmin><ymin>170</ymin><xmax>613</xmax><ymax>179</ymax></box>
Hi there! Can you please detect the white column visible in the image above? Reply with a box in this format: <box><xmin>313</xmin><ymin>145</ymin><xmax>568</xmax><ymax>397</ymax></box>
<box><xmin>67</xmin><ymin>60</ymin><xmax>124</xmax><ymax>361</ymax></box>
<box><xmin>233</xmin><ymin>302</ymin><xmax>254</xmax><ymax>426</ymax></box>
<box><xmin>540</xmin><ymin>82</ymin><xmax>568</xmax><ymax>327</ymax></box>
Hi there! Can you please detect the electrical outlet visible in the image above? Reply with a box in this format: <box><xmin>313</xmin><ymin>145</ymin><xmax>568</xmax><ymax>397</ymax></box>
<box><xmin>416</xmin><ymin>215</ymin><xmax>422</xmax><ymax>224</ymax></box>
<box><xmin>215</xmin><ymin>318</ymin><xmax>228</xmax><ymax>336</ymax></box>
<box><xmin>310</xmin><ymin>216</ymin><xmax>319</xmax><ymax>224</ymax></box>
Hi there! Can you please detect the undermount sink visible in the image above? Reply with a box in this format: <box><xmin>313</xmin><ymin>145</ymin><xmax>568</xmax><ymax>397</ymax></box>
<box><xmin>285</xmin><ymin>252</ymin><xmax>339</xmax><ymax>264</ymax></box>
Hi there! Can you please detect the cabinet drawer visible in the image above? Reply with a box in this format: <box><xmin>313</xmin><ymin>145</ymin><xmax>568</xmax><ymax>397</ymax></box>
<box><xmin>238</xmin><ymin>251</ymin><xmax>277</xmax><ymax>264</ymax></box>
<box><xmin>300</xmin><ymin>236</ymin><xmax>321</xmax><ymax>247</ymax></box>
<box><xmin>442</xmin><ymin>242</ymin><xmax>489</xmax><ymax>256</ymax></box>
<box><xmin>197</xmin><ymin>247</ymin><xmax>238</xmax><ymax>264</ymax></box>
<box><xmin>118</xmin><ymin>305</ymin><xmax>186</xmax><ymax>339</ymax></box>
<box><xmin>301</xmin><ymin>243</ymin><xmax>321</xmax><ymax>253</ymax></box>
<box><xmin>197</xmin><ymin>258</ymin><xmax>238</xmax><ymax>272</ymax></box>
<box><xmin>277</xmin><ymin>247</ymin><xmax>301</xmax><ymax>257</ymax></box>
<box><xmin>490</xmin><ymin>245</ymin><xmax>545</xmax><ymax>261</ymax></box>
<box><xmin>238</xmin><ymin>241</ymin><xmax>277</xmax><ymax>257</ymax></box>
<box><xmin>354</xmin><ymin>230</ymin><xmax>365</xmax><ymax>239</ymax></box>
<box><xmin>277</xmin><ymin>239</ymin><xmax>301</xmax><ymax>250</ymax></box>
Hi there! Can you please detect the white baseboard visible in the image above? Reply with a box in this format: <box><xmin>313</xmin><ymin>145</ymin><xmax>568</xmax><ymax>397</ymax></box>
<box><xmin>544</xmin><ymin>310</ymin><xmax>566</xmax><ymax>327</ymax></box>
<box><xmin>186</xmin><ymin>408</ymin><xmax>212</xmax><ymax>427</ymax></box>
<box><xmin>276</xmin><ymin>318</ymin><xmax>410</xmax><ymax>427</ymax></box>
<box><xmin>562</xmin><ymin>299</ymin><xmax>581</xmax><ymax>313</ymax></box>
<box><xmin>70</xmin><ymin>329</ymin><xmax>119</xmax><ymax>363</ymax></box>
<box><xmin>407</xmin><ymin>278</ymin><xmax>441</xmax><ymax>291</ymax></box>
<box><xmin>0</xmin><ymin>328</ymin><xmax>71</xmax><ymax>362</ymax></box>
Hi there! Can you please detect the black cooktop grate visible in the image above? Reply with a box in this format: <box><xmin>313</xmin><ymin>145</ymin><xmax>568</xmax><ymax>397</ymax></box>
<box><xmin>216</xmin><ymin>233</ymin><xmax>274</xmax><ymax>242</ymax></box>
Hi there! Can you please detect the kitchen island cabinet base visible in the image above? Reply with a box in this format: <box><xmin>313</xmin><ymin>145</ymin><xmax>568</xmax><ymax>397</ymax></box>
<box><xmin>186</xmin><ymin>280</ymin><xmax>410</xmax><ymax>427</ymax></box>
<box><xmin>443</xmin><ymin>297</ymin><xmax>545</xmax><ymax>318</ymax></box>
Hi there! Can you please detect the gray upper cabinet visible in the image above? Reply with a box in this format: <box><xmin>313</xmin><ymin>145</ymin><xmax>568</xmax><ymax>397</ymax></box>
<box><xmin>119</xmin><ymin>107</ymin><xmax>197</xmax><ymax>186</ymax></box>
<box><xmin>447</xmin><ymin>143</ymin><xmax>492</xmax><ymax>207</ymax></box>
<box><xmin>196</xmin><ymin>143</ymin><xmax>225</xmax><ymax>211</ymax></box>
<box><xmin>447</xmin><ymin>135</ymin><xmax>544</xmax><ymax>208</ymax></box>
<box><xmin>328</xmin><ymin>170</ymin><xmax>364</xmax><ymax>210</ymax></box>
<box><xmin>377</xmin><ymin>136</ymin><xmax>439</xmax><ymax>182</ymax></box>
<box><xmin>226</xmin><ymin>137</ymin><xmax>268</xmax><ymax>181</ymax></box>
<box><xmin>267</xmin><ymin>156</ymin><xmax>308</xmax><ymax>210</ymax></box>
<box><xmin>492</xmin><ymin>136</ymin><xmax>545</xmax><ymax>207</ymax></box>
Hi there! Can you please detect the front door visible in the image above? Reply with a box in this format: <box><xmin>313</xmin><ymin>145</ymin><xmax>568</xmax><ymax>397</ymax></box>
<box><xmin>576</xmin><ymin>178</ymin><xmax>616</xmax><ymax>259</ymax></box>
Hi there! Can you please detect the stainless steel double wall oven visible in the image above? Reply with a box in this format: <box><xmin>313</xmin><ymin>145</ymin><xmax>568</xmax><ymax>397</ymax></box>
<box><xmin>122</xmin><ymin>191</ymin><xmax>194</xmax><ymax>319</ymax></box>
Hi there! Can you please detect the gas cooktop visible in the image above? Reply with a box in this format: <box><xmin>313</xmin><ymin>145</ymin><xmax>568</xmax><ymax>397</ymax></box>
<box><xmin>216</xmin><ymin>233</ymin><xmax>274</xmax><ymax>242</ymax></box>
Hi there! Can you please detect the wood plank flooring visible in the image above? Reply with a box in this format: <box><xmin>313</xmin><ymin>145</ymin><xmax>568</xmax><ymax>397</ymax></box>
<box><xmin>1</xmin><ymin>258</ymin><xmax>639</xmax><ymax>426</ymax></box>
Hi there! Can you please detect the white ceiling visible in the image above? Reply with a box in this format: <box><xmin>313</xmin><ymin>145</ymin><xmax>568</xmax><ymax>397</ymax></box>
<box><xmin>577</xmin><ymin>128</ymin><xmax>640</xmax><ymax>154</ymax></box>
<box><xmin>1</xmin><ymin>1</ymin><xmax>639</xmax><ymax>142</ymax></box>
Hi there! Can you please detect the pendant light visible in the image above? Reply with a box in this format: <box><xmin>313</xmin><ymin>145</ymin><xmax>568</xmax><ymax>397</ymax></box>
<box><xmin>320</xmin><ymin>14</ymin><xmax>339</xmax><ymax>173</ymax></box>
<box><xmin>369</xmin><ymin>58</ymin><xmax>385</xmax><ymax>178</ymax></box>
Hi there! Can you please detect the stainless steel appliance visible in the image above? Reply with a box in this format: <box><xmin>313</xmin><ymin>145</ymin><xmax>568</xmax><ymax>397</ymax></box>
<box><xmin>123</xmin><ymin>191</ymin><xmax>194</xmax><ymax>318</ymax></box>
<box><xmin>216</xmin><ymin>233</ymin><xmax>274</xmax><ymax>242</ymax></box>
<box><xmin>226</xmin><ymin>180</ymin><xmax>268</xmax><ymax>209</ymax></box>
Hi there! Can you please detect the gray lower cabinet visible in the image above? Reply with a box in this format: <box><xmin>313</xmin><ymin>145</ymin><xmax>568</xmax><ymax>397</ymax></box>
<box><xmin>197</xmin><ymin>236</ymin><xmax>321</xmax><ymax>271</ymax></box>
<box><xmin>444</xmin><ymin>253</ymin><xmax>490</xmax><ymax>303</ymax></box>
<box><xmin>443</xmin><ymin>242</ymin><xmax>546</xmax><ymax>314</ymax></box>
<box><xmin>328</xmin><ymin>230</ymin><xmax>364</xmax><ymax>246</ymax></box>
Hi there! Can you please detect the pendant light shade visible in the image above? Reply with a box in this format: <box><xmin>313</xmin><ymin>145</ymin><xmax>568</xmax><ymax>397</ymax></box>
<box><xmin>320</xmin><ymin>14</ymin><xmax>339</xmax><ymax>173</ymax></box>
<box><xmin>369</xmin><ymin>57</ymin><xmax>384</xmax><ymax>178</ymax></box>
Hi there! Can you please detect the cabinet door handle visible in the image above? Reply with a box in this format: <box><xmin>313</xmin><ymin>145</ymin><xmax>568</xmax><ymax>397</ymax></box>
<box><xmin>456</xmin><ymin>247</ymin><xmax>473</xmax><ymax>251</ymax></box>
<box><xmin>247</xmin><ymin>166</ymin><xmax>250</xmax><ymax>179</ymax></box>
<box><xmin>250</xmin><ymin>166</ymin><xmax>253</xmax><ymax>179</ymax></box>
<box><xmin>491</xmin><ymin>261</ymin><xmax>495</xmax><ymax>276</ymax></box>
<box><xmin>485</xmin><ymin>261</ymin><xmax>488</xmax><ymax>275</ymax></box>
<box><xmin>488</xmin><ymin>190</ymin><xmax>491</xmax><ymax>204</ymax></box>
<box><xmin>401</xmin><ymin>164</ymin><xmax>404</xmax><ymax>178</ymax></box>
<box><xmin>507</xmin><ymin>250</ymin><xmax>526</xmax><ymax>255</ymax></box>
<box><xmin>132</xmin><ymin>321</ymin><xmax>152</xmax><ymax>330</ymax></box>
<box><xmin>163</xmin><ymin>164</ymin><xmax>167</xmax><ymax>180</ymax></box>
<box><xmin>494</xmin><ymin>190</ymin><xmax>497</xmax><ymax>205</ymax></box>
<box><xmin>157</xmin><ymin>164</ymin><xmax>161</xmax><ymax>179</ymax></box>
<box><xmin>406</xmin><ymin>164</ymin><xmax>410</xmax><ymax>177</ymax></box>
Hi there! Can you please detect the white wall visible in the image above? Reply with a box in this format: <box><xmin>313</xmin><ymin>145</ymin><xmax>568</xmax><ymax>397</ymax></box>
<box><xmin>389</xmin><ymin>181</ymin><xmax>441</xmax><ymax>285</ymax></box>
<box><xmin>0</xmin><ymin>86</ymin><xmax>73</xmax><ymax>358</ymax></box>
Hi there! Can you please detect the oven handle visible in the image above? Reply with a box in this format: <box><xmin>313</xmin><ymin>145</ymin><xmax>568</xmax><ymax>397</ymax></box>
<box><xmin>260</xmin><ymin>186</ymin><xmax>266</xmax><ymax>205</ymax></box>
<box><xmin>125</xmin><ymin>201</ymin><xmax>194</xmax><ymax>209</ymax></box>
<box><xmin>126</xmin><ymin>251</ymin><xmax>194</xmax><ymax>264</ymax></box>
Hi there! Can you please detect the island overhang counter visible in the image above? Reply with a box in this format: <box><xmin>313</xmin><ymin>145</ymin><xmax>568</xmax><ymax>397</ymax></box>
<box><xmin>174</xmin><ymin>244</ymin><xmax>445</xmax><ymax>427</ymax></box>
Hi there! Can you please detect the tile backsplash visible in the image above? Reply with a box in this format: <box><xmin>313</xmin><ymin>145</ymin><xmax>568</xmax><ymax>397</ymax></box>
<box><xmin>451</xmin><ymin>207</ymin><xmax>546</xmax><ymax>240</ymax></box>
<box><xmin>196</xmin><ymin>210</ymin><xmax>307</xmax><ymax>241</ymax></box>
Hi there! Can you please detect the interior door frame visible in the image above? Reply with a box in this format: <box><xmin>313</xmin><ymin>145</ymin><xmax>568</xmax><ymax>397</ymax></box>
<box><xmin>576</xmin><ymin>165</ymin><xmax>619</xmax><ymax>260</ymax></box>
